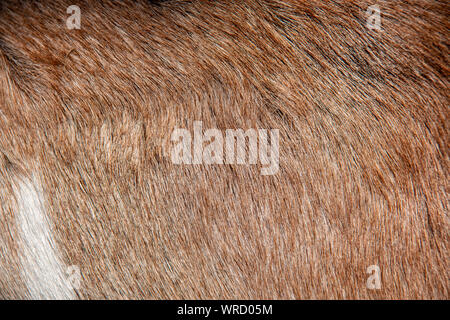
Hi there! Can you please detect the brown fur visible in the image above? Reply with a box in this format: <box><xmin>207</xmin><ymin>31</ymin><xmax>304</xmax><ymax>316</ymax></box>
<box><xmin>0</xmin><ymin>0</ymin><xmax>448</xmax><ymax>299</ymax></box>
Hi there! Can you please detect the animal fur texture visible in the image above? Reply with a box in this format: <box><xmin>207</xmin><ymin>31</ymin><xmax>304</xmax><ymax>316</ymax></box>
<box><xmin>0</xmin><ymin>0</ymin><xmax>448</xmax><ymax>299</ymax></box>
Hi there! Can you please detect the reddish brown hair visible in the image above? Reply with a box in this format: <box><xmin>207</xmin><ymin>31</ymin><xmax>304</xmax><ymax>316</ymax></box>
<box><xmin>0</xmin><ymin>0</ymin><xmax>448</xmax><ymax>299</ymax></box>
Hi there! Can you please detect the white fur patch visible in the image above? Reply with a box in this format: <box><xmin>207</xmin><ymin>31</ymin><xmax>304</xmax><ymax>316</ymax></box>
<box><xmin>14</xmin><ymin>175</ymin><xmax>76</xmax><ymax>300</ymax></box>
